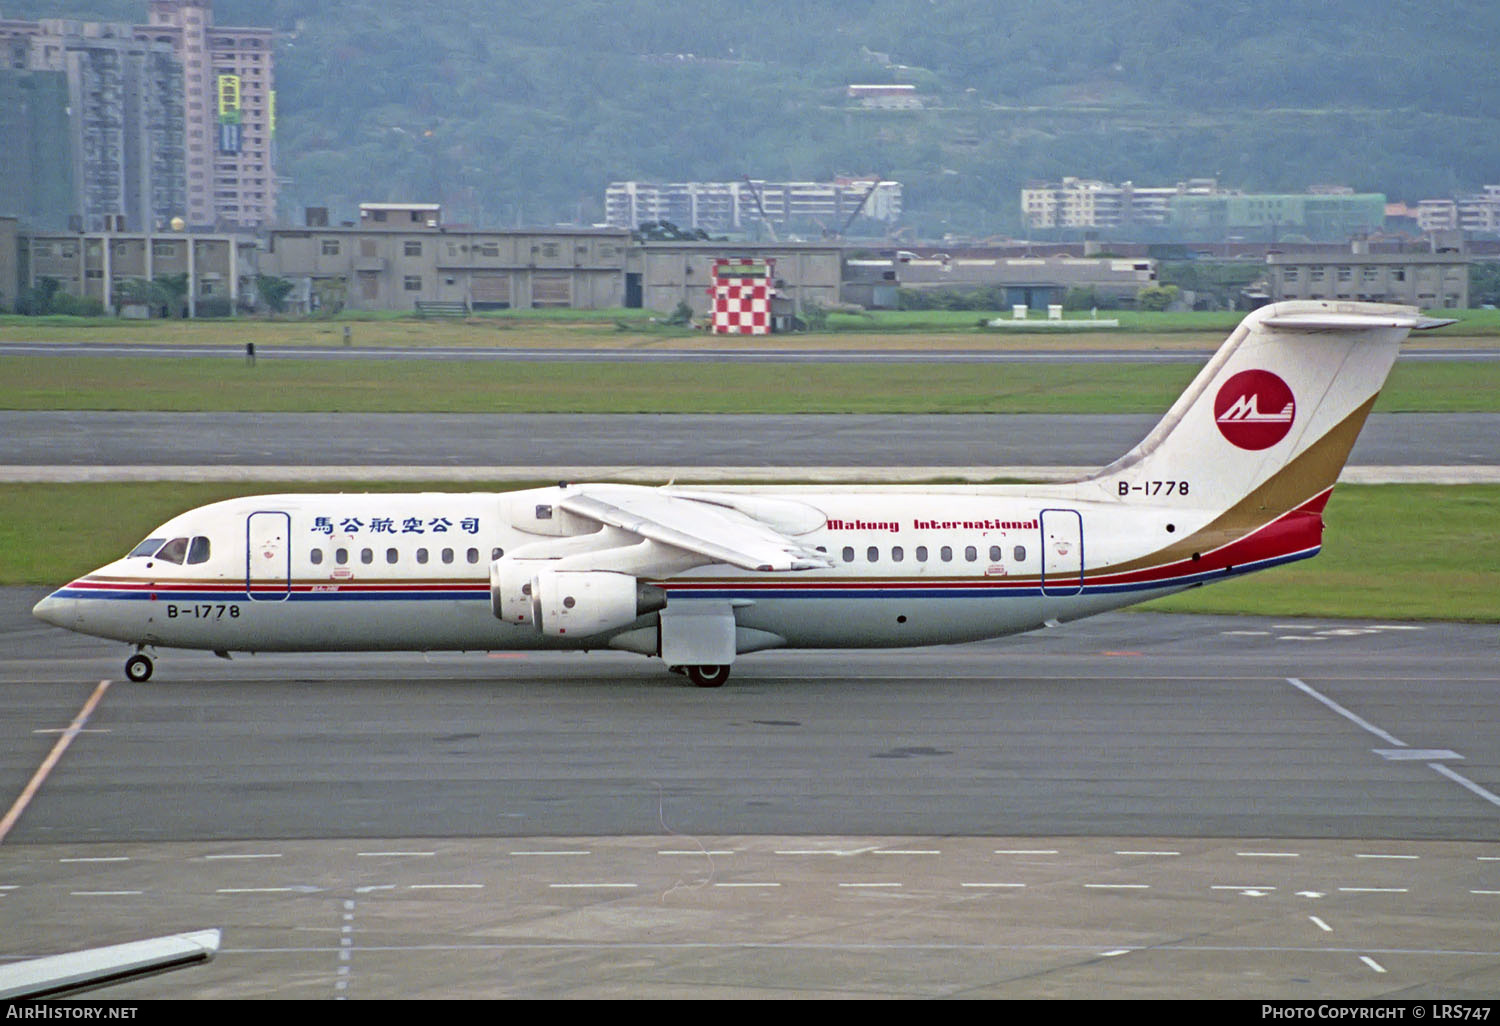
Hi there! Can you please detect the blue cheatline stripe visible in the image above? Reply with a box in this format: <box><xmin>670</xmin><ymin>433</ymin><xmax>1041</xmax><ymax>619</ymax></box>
<box><xmin>53</xmin><ymin>546</ymin><xmax>1317</xmax><ymax>606</ymax></box>
<box><xmin>53</xmin><ymin>553</ymin><xmax>1309</xmax><ymax>605</ymax></box>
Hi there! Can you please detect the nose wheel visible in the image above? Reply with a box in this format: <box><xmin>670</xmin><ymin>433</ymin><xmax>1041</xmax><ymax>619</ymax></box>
<box><xmin>124</xmin><ymin>652</ymin><xmax>154</xmax><ymax>682</ymax></box>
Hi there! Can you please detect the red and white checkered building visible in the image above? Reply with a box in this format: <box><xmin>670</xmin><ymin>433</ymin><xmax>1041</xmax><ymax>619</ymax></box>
<box><xmin>708</xmin><ymin>258</ymin><xmax>774</xmax><ymax>335</ymax></box>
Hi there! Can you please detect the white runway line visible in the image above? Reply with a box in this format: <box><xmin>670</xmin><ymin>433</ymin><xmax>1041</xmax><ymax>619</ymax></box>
<box><xmin>1428</xmin><ymin>763</ymin><xmax>1500</xmax><ymax>809</ymax></box>
<box><xmin>1285</xmin><ymin>677</ymin><xmax>1405</xmax><ymax>746</ymax></box>
<box><xmin>1287</xmin><ymin>677</ymin><xmax>1500</xmax><ymax>810</ymax></box>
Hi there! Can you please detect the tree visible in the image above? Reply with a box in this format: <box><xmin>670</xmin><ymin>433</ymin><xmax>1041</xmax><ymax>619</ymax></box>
<box><xmin>15</xmin><ymin>277</ymin><xmax>62</xmax><ymax>316</ymax></box>
<box><xmin>311</xmin><ymin>276</ymin><xmax>347</xmax><ymax>316</ymax></box>
<box><xmin>1470</xmin><ymin>263</ymin><xmax>1500</xmax><ymax>308</ymax></box>
<box><xmin>255</xmin><ymin>275</ymin><xmax>295</xmax><ymax>314</ymax></box>
<box><xmin>801</xmin><ymin>302</ymin><xmax>830</xmax><ymax>331</ymax></box>
<box><xmin>154</xmin><ymin>273</ymin><xmax>189</xmax><ymax>317</ymax></box>
<box><xmin>113</xmin><ymin>278</ymin><xmax>162</xmax><ymax>314</ymax></box>
<box><xmin>1136</xmin><ymin>284</ymin><xmax>1180</xmax><ymax>312</ymax></box>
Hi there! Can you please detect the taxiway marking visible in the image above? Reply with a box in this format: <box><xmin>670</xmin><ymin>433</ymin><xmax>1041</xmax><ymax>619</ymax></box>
<box><xmin>0</xmin><ymin>679</ymin><xmax>113</xmax><ymax>846</ymax></box>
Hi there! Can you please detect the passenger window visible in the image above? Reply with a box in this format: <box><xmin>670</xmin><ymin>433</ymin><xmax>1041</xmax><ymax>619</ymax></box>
<box><xmin>386</xmin><ymin>548</ymin><xmax>398</xmax><ymax>564</ymax></box>
<box><xmin>187</xmin><ymin>537</ymin><xmax>211</xmax><ymax>564</ymax></box>
<box><xmin>892</xmin><ymin>546</ymin><xmax>904</xmax><ymax>562</ymax></box>
<box><xmin>441</xmin><ymin>548</ymin><xmax>454</xmax><ymax>564</ymax></box>
<box><xmin>965</xmin><ymin>545</ymin><xmax>977</xmax><ymax>562</ymax></box>
<box><xmin>916</xmin><ymin>546</ymin><xmax>928</xmax><ymax>561</ymax></box>
<box><xmin>1014</xmin><ymin>545</ymin><xmax>1026</xmax><ymax>562</ymax></box>
<box><xmin>940</xmin><ymin>546</ymin><xmax>953</xmax><ymax>562</ymax></box>
<box><xmin>129</xmin><ymin>537</ymin><xmax>165</xmax><ymax>558</ymax></box>
<box><xmin>842</xmin><ymin>546</ymin><xmax>854</xmax><ymax>562</ymax></box>
<box><xmin>989</xmin><ymin>546</ymin><xmax>1001</xmax><ymax>561</ymax></box>
<box><xmin>492</xmin><ymin>547</ymin><xmax>504</xmax><ymax>560</ymax></box>
<box><xmin>335</xmin><ymin>547</ymin><xmax>349</xmax><ymax>564</ymax></box>
<box><xmin>361</xmin><ymin>548</ymin><xmax>373</xmax><ymax>564</ymax></box>
<box><xmin>467</xmin><ymin>548</ymin><xmax>479</xmax><ymax>564</ymax></box>
<box><xmin>416</xmin><ymin>548</ymin><xmax>429</xmax><ymax>564</ymax></box>
<box><xmin>310</xmin><ymin>548</ymin><xmax>323</xmax><ymax>565</ymax></box>
<box><xmin>867</xmin><ymin>546</ymin><xmax>879</xmax><ymax>563</ymax></box>
<box><xmin>155</xmin><ymin>537</ymin><xmax>189</xmax><ymax>564</ymax></box>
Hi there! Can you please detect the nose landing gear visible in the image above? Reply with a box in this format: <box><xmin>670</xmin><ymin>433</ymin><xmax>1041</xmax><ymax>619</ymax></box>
<box><xmin>124</xmin><ymin>648</ymin><xmax>154</xmax><ymax>682</ymax></box>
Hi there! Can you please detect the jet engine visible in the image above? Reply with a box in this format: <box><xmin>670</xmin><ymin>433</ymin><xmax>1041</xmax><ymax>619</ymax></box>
<box><xmin>491</xmin><ymin>557</ymin><xmax>548</xmax><ymax>625</ymax></box>
<box><xmin>491</xmin><ymin>560</ymin><xmax>665</xmax><ymax>637</ymax></box>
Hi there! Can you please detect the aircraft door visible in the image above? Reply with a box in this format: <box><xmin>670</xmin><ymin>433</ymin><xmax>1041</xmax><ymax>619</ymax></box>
<box><xmin>1040</xmin><ymin>508</ymin><xmax>1083</xmax><ymax>597</ymax></box>
<box><xmin>246</xmin><ymin>511</ymin><xmax>292</xmax><ymax>601</ymax></box>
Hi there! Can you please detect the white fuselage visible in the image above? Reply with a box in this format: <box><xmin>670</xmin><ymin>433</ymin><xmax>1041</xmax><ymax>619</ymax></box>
<box><xmin>37</xmin><ymin>482</ymin><xmax>1309</xmax><ymax>656</ymax></box>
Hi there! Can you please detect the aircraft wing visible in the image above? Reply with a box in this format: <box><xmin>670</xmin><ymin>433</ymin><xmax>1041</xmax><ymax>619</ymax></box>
<box><xmin>558</xmin><ymin>485</ymin><xmax>834</xmax><ymax>572</ymax></box>
<box><xmin>0</xmin><ymin>929</ymin><xmax>220</xmax><ymax>999</ymax></box>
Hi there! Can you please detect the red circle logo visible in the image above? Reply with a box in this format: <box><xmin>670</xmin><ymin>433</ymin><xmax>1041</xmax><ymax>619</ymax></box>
<box><xmin>1214</xmin><ymin>370</ymin><xmax>1296</xmax><ymax>450</ymax></box>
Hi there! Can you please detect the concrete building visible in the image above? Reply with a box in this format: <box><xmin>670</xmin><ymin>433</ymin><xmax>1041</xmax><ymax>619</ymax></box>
<box><xmin>19</xmin><ymin>227</ymin><xmax>257</xmax><ymax>315</ymax></box>
<box><xmin>0</xmin><ymin>68</ymin><xmax>75</xmax><ymax>229</ymax></box>
<box><xmin>1021</xmin><ymin>178</ymin><xmax>1386</xmax><ymax>240</ymax></box>
<box><xmin>1416</xmin><ymin>187</ymin><xmax>1500</xmax><ymax>235</ymax></box>
<box><xmin>606</xmin><ymin>179</ymin><xmax>902</xmax><ymax>233</ymax></box>
<box><xmin>1</xmin><ymin>1</ymin><xmax>274</xmax><ymax>231</ymax></box>
<box><xmin>0</xmin><ymin>216</ymin><xmax>20</xmax><ymax>310</ymax></box>
<box><xmin>260</xmin><ymin>212</ymin><xmax>634</xmax><ymax>313</ymax></box>
<box><xmin>0</xmin><ymin>18</ymin><xmax>184</xmax><ymax>232</ymax></box>
<box><xmin>1265</xmin><ymin>242</ymin><xmax>1468</xmax><ymax>308</ymax></box>
<box><xmin>358</xmin><ymin>202</ymin><xmax>443</xmax><ymax>230</ymax></box>
<box><xmin>1021</xmin><ymin>178</ymin><xmax>1218</xmax><ymax>230</ymax></box>
<box><xmin>846</xmin><ymin>83</ymin><xmax>922</xmax><ymax>109</ymax></box>
<box><xmin>842</xmin><ymin>253</ymin><xmax>1159</xmax><ymax>310</ymax></box>
<box><xmin>139</xmin><ymin>0</ymin><xmax>276</xmax><ymax>230</ymax></box>
<box><xmin>634</xmin><ymin>241</ymin><xmax>843</xmax><ymax>319</ymax></box>
<box><xmin>1170</xmin><ymin>191</ymin><xmax>1387</xmax><ymax>241</ymax></box>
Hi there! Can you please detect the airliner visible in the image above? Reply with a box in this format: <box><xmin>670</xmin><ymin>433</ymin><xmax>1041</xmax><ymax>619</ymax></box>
<box><xmin>32</xmin><ymin>301</ymin><xmax>1447</xmax><ymax>687</ymax></box>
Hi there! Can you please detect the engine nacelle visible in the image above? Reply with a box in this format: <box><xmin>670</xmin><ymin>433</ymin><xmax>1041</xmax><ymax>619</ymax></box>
<box><xmin>491</xmin><ymin>557</ymin><xmax>551</xmax><ymax>626</ymax></box>
<box><xmin>532</xmin><ymin>569</ymin><xmax>665</xmax><ymax>638</ymax></box>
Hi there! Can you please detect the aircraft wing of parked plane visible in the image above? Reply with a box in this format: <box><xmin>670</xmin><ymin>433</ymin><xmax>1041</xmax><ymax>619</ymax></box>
<box><xmin>32</xmin><ymin>301</ymin><xmax>1453</xmax><ymax>688</ymax></box>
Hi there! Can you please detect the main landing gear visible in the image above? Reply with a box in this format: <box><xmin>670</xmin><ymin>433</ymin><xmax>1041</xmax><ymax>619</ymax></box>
<box><xmin>683</xmin><ymin>665</ymin><xmax>731</xmax><ymax>688</ymax></box>
<box><xmin>124</xmin><ymin>647</ymin><xmax>154</xmax><ymax>682</ymax></box>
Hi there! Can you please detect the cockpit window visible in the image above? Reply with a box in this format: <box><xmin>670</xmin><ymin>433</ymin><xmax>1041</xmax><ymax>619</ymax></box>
<box><xmin>154</xmin><ymin>537</ymin><xmax>190</xmax><ymax>564</ymax></box>
<box><xmin>187</xmin><ymin>537</ymin><xmax>211</xmax><ymax>564</ymax></box>
<box><xmin>129</xmin><ymin>538</ymin><xmax>166</xmax><ymax>558</ymax></box>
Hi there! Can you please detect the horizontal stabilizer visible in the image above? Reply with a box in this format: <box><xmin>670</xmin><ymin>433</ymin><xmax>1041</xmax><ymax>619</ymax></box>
<box><xmin>1260</xmin><ymin>311</ymin><xmax>1456</xmax><ymax>331</ymax></box>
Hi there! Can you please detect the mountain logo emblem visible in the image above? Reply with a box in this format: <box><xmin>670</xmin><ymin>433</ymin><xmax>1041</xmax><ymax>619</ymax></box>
<box><xmin>1214</xmin><ymin>370</ymin><xmax>1295</xmax><ymax>450</ymax></box>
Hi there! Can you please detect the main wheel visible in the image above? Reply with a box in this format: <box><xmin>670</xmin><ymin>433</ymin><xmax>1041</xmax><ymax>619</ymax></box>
<box><xmin>685</xmin><ymin>664</ymin><xmax>730</xmax><ymax>688</ymax></box>
<box><xmin>124</xmin><ymin>653</ymin><xmax>154</xmax><ymax>682</ymax></box>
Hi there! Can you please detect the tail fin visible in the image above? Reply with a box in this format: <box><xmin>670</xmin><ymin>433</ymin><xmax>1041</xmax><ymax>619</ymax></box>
<box><xmin>1093</xmin><ymin>301</ymin><xmax>1449</xmax><ymax>516</ymax></box>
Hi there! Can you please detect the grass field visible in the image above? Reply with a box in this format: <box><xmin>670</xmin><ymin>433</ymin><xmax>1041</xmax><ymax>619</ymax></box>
<box><xmin>4</xmin><ymin>306</ymin><xmax>1500</xmax><ymax>348</ymax></box>
<box><xmin>4</xmin><ymin>481</ymin><xmax>1496</xmax><ymax>623</ymax></box>
<box><xmin>2</xmin><ymin>354</ymin><xmax>1498</xmax><ymax>413</ymax></box>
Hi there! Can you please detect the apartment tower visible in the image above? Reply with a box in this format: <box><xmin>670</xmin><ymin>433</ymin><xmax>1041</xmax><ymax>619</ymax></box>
<box><xmin>139</xmin><ymin>0</ymin><xmax>275</xmax><ymax>229</ymax></box>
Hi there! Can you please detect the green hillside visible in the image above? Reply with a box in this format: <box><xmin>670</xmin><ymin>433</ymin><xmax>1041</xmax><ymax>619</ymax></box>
<box><xmin>11</xmin><ymin>0</ymin><xmax>1500</xmax><ymax>233</ymax></box>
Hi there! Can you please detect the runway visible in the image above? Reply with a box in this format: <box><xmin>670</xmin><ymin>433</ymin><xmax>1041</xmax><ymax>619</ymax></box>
<box><xmin>2</xmin><ymin>587</ymin><xmax>1497</xmax><ymax>997</ymax></box>
<box><xmin>5</xmin><ymin>410</ymin><xmax>1499</xmax><ymax>470</ymax></box>
<box><xmin>5</xmin><ymin>339</ymin><xmax>1498</xmax><ymax>363</ymax></box>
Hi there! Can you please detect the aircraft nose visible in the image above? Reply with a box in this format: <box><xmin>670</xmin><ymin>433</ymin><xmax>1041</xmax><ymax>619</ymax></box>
<box><xmin>32</xmin><ymin>592</ymin><xmax>78</xmax><ymax>629</ymax></box>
